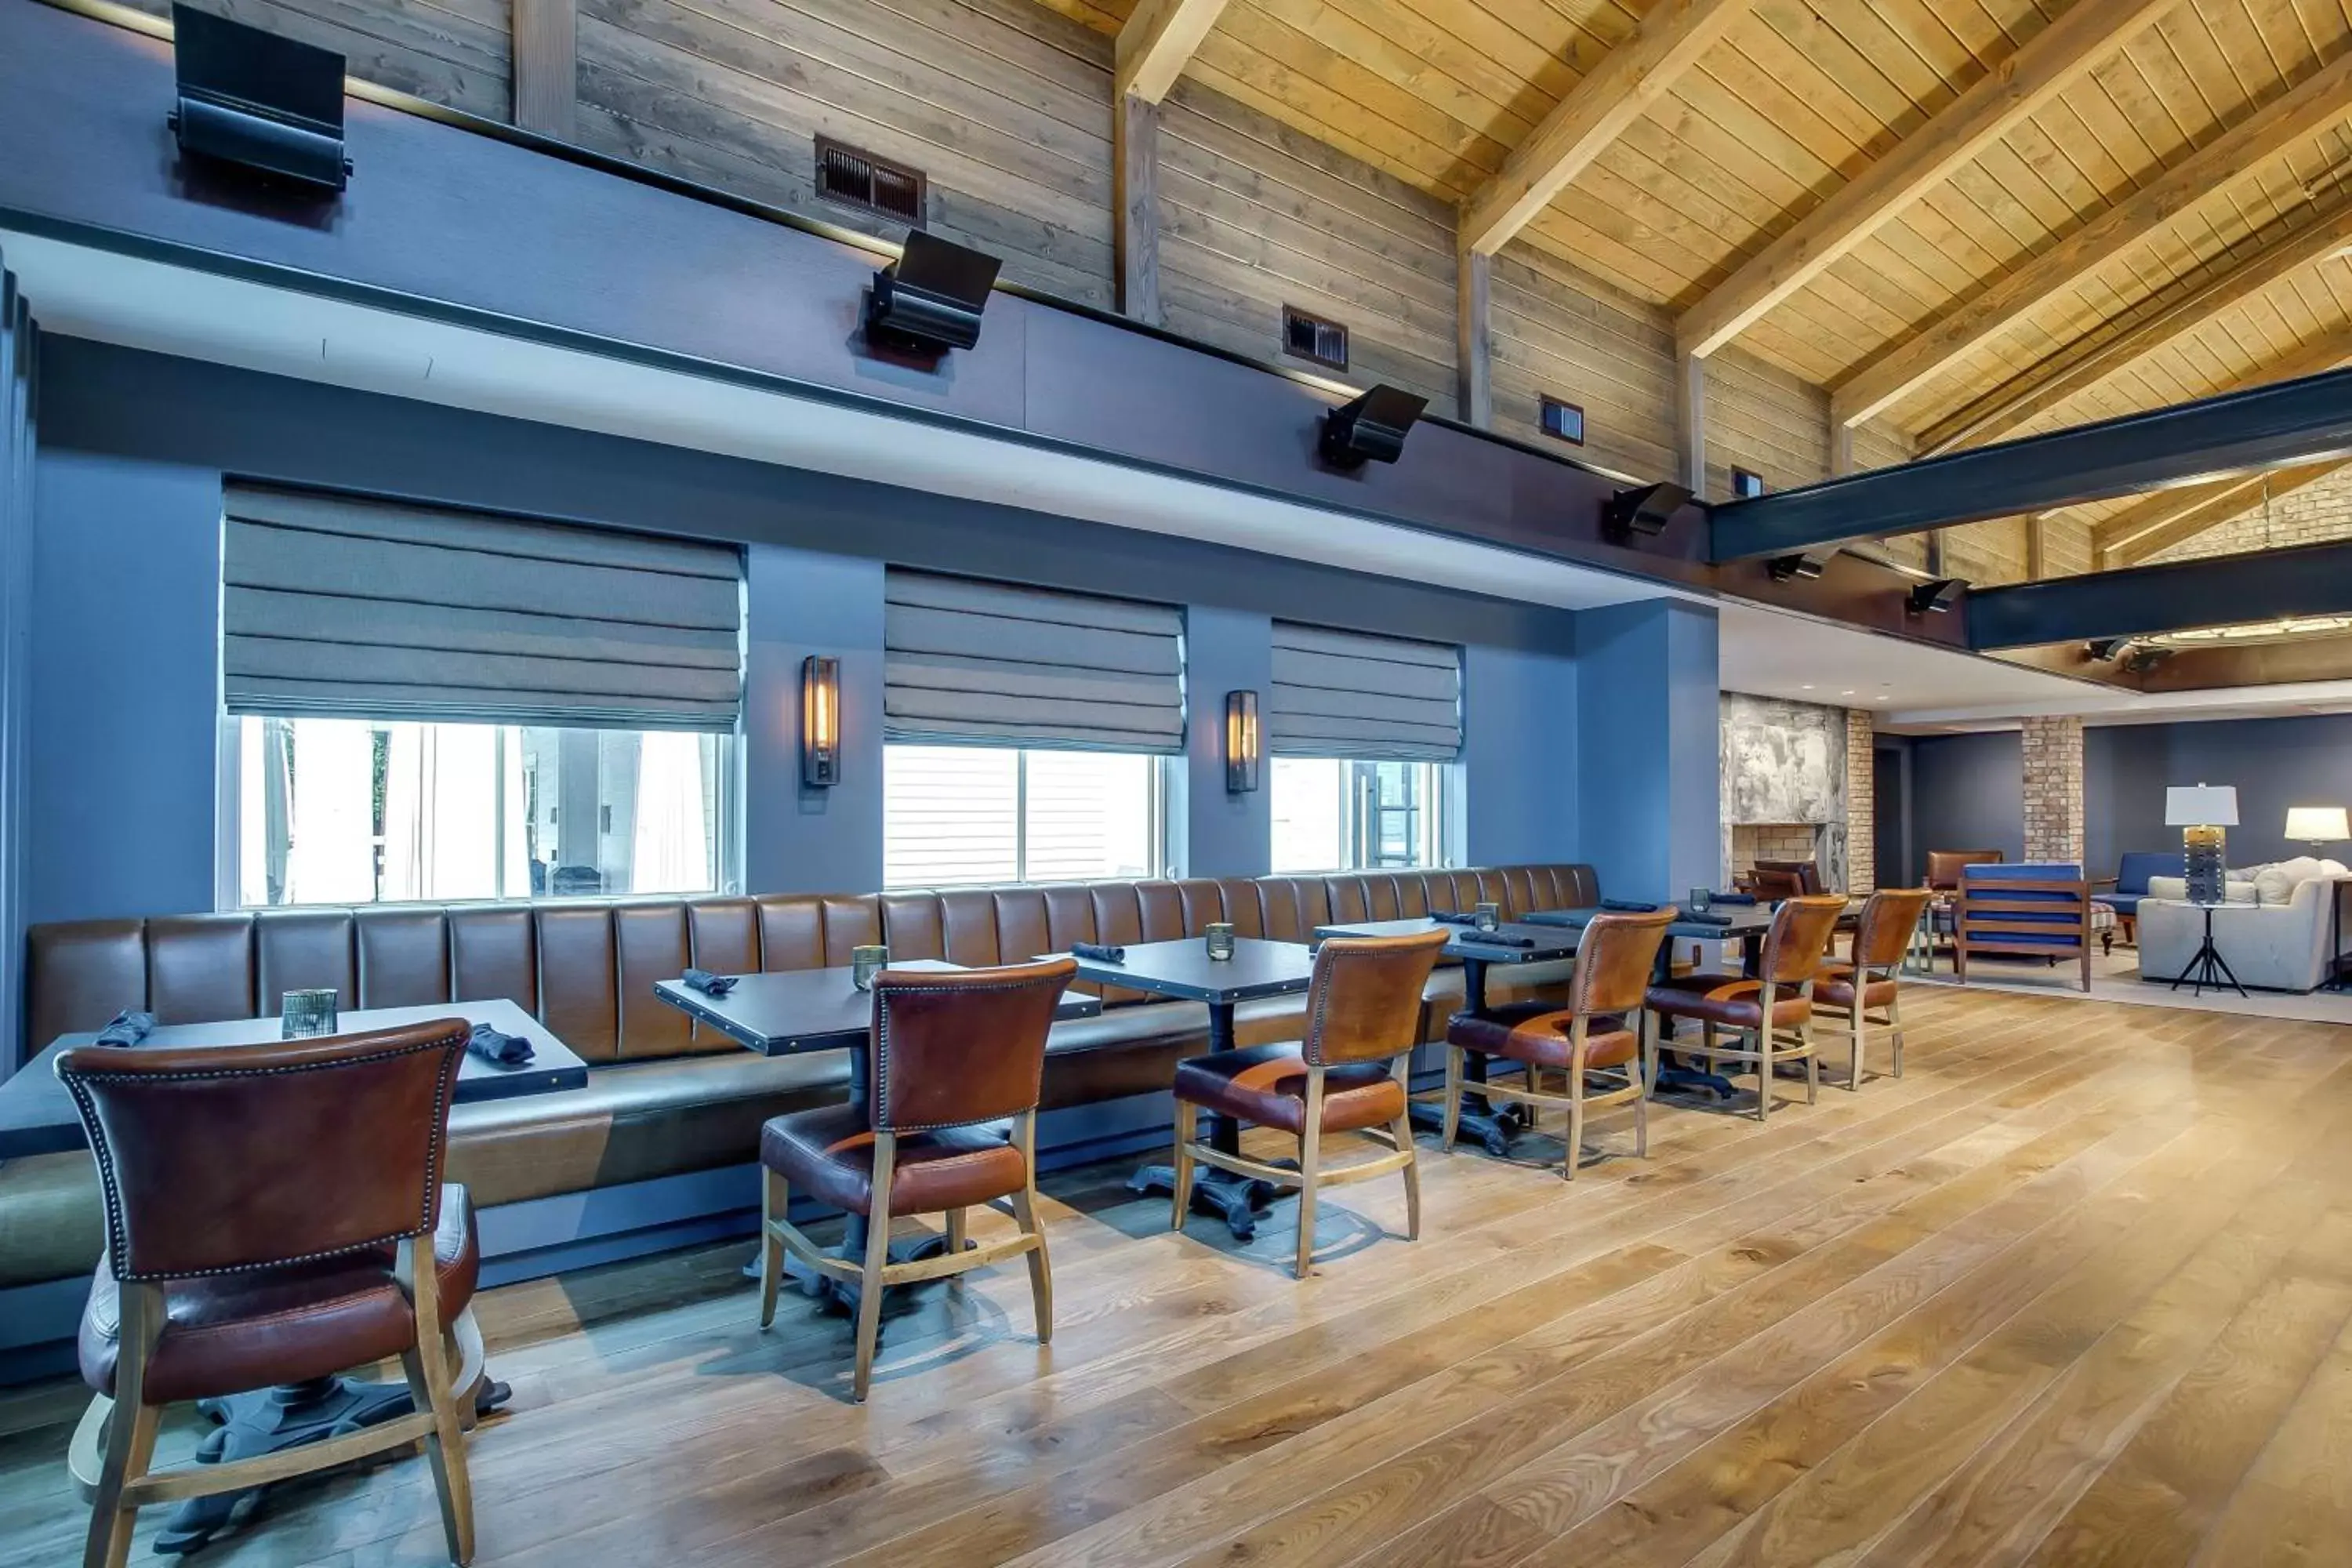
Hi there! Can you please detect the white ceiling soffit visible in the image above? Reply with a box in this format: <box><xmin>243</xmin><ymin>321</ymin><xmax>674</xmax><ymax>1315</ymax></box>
<box><xmin>1715</xmin><ymin>600</ymin><xmax>2104</xmax><ymax>717</ymax></box>
<box><xmin>2</xmin><ymin>229</ymin><xmax>1682</xmax><ymax>615</ymax></box>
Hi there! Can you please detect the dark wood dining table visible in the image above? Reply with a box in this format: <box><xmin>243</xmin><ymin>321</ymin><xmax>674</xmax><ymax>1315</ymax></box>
<box><xmin>1061</xmin><ymin>936</ymin><xmax>1319</xmax><ymax>1241</ymax></box>
<box><xmin>1312</xmin><ymin>916</ymin><xmax>1582</xmax><ymax>1156</ymax></box>
<box><xmin>0</xmin><ymin>998</ymin><xmax>583</xmax><ymax>1555</ymax></box>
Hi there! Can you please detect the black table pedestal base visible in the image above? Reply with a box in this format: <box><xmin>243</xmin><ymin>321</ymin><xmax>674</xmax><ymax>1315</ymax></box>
<box><xmin>1653</xmin><ymin>1059</ymin><xmax>1740</xmax><ymax>1098</ymax></box>
<box><xmin>744</xmin><ymin>1223</ymin><xmax>956</xmax><ymax>1316</ymax></box>
<box><xmin>1130</xmin><ymin>1162</ymin><xmax>1287</xmax><ymax>1240</ymax></box>
<box><xmin>1407</xmin><ymin>1095</ymin><xmax>1531</xmax><ymax>1158</ymax></box>
<box><xmin>161</xmin><ymin>1373</ymin><xmax>509</xmax><ymax>1555</ymax></box>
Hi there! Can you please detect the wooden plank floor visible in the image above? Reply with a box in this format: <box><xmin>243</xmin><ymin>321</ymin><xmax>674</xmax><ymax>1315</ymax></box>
<box><xmin>8</xmin><ymin>985</ymin><xmax>2352</xmax><ymax>1566</ymax></box>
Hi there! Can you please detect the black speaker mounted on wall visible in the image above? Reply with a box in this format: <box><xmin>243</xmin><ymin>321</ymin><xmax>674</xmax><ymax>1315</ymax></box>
<box><xmin>1907</xmin><ymin>577</ymin><xmax>1965</xmax><ymax>615</ymax></box>
<box><xmin>169</xmin><ymin>5</ymin><xmax>351</xmax><ymax>192</ymax></box>
<box><xmin>1319</xmin><ymin>384</ymin><xmax>1425</xmax><ymax>470</ymax></box>
<box><xmin>865</xmin><ymin>230</ymin><xmax>1003</xmax><ymax>357</ymax></box>
<box><xmin>1602</xmin><ymin>481</ymin><xmax>1692</xmax><ymax>542</ymax></box>
<box><xmin>1767</xmin><ymin>548</ymin><xmax>1835</xmax><ymax>582</ymax></box>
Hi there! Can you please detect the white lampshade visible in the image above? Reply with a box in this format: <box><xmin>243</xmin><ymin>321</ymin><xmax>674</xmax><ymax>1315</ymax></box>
<box><xmin>2285</xmin><ymin>805</ymin><xmax>2349</xmax><ymax>843</ymax></box>
<box><xmin>2165</xmin><ymin>784</ymin><xmax>2238</xmax><ymax>827</ymax></box>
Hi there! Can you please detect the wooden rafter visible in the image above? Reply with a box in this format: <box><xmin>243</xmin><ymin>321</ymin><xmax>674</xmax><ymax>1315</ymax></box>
<box><xmin>1921</xmin><ymin>201</ymin><xmax>2352</xmax><ymax>456</ymax></box>
<box><xmin>2092</xmin><ymin>462</ymin><xmax>2343</xmax><ymax>567</ymax></box>
<box><xmin>1458</xmin><ymin>0</ymin><xmax>1754</xmax><ymax>259</ymax></box>
<box><xmin>1677</xmin><ymin>0</ymin><xmax>2168</xmax><ymax>361</ymax></box>
<box><xmin>1115</xmin><ymin>0</ymin><xmax>1232</xmax><ymax>105</ymax></box>
<box><xmin>511</xmin><ymin>0</ymin><xmax>576</xmax><ymax>140</ymax></box>
<box><xmin>1832</xmin><ymin>49</ymin><xmax>2352</xmax><ymax>431</ymax></box>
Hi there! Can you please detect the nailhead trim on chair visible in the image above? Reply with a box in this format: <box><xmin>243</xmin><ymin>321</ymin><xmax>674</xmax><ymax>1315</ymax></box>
<box><xmin>872</xmin><ymin>969</ymin><xmax>1065</xmax><ymax>1133</ymax></box>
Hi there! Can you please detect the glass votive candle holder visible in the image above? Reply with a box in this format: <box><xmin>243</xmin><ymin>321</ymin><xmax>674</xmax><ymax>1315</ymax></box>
<box><xmin>280</xmin><ymin>988</ymin><xmax>339</xmax><ymax>1040</ymax></box>
<box><xmin>1204</xmin><ymin>922</ymin><xmax>1236</xmax><ymax>961</ymax></box>
<box><xmin>1690</xmin><ymin>887</ymin><xmax>1711</xmax><ymax>912</ymax></box>
<box><xmin>851</xmin><ymin>945</ymin><xmax>888</xmax><ymax>991</ymax></box>
<box><xmin>1474</xmin><ymin>901</ymin><xmax>1501</xmax><ymax>931</ymax></box>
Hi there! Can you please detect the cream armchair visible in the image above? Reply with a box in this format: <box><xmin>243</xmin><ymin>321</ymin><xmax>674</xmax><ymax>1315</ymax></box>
<box><xmin>2137</xmin><ymin>858</ymin><xmax>2350</xmax><ymax>992</ymax></box>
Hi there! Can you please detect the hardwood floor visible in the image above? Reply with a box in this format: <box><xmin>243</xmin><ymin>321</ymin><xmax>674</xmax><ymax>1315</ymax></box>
<box><xmin>8</xmin><ymin>985</ymin><xmax>2352</xmax><ymax>1566</ymax></box>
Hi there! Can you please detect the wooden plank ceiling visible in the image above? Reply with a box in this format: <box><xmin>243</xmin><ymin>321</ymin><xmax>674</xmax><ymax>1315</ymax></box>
<box><xmin>1037</xmin><ymin>0</ymin><xmax>2352</xmax><ymax>538</ymax></box>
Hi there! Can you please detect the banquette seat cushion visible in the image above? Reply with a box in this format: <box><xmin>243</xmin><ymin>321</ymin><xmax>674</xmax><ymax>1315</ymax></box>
<box><xmin>2</xmin><ymin>864</ymin><xmax>1596</xmax><ymax>1293</ymax></box>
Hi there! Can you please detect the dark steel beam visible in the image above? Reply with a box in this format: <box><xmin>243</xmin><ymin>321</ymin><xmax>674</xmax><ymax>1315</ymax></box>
<box><xmin>1707</xmin><ymin>365</ymin><xmax>2352</xmax><ymax>561</ymax></box>
<box><xmin>1965</xmin><ymin>537</ymin><xmax>2352</xmax><ymax>649</ymax></box>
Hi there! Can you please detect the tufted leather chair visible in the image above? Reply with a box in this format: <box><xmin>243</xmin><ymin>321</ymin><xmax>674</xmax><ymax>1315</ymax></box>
<box><xmin>756</xmin><ymin>958</ymin><xmax>1075</xmax><ymax>1401</ymax></box>
<box><xmin>1644</xmin><ymin>894</ymin><xmax>1847</xmax><ymax>1122</ymax></box>
<box><xmin>1925</xmin><ymin>849</ymin><xmax>2003</xmax><ymax>891</ymax></box>
<box><xmin>1169</xmin><ymin>928</ymin><xmax>1449</xmax><ymax>1277</ymax></box>
<box><xmin>1442</xmin><ymin>907</ymin><xmax>1675</xmax><ymax>1178</ymax></box>
<box><xmin>55</xmin><ymin>1020</ymin><xmax>482</xmax><ymax>1568</ymax></box>
<box><xmin>1815</xmin><ymin>887</ymin><xmax>1934</xmax><ymax>1088</ymax></box>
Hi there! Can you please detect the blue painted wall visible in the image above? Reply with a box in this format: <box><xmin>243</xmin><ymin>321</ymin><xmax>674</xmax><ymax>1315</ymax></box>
<box><xmin>1573</xmin><ymin>601</ymin><xmax>1720</xmax><ymax>902</ymax></box>
<box><xmin>743</xmin><ymin>546</ymin><xmax>887</xmax><ymax>894</ymax></box>
<box><xmin>1180</xmin><ymin>604</ymin><xmax>1275</xmax><ymax>879</ymax></box>
<box><xmin>27</xmin><ymin>452</ymin><xmax>220</xmax><ymax>926</ymax></box>
<box><xmin>1461</xmin><ymin>642</ymin><xmax>1578</xmax><ymax>869</ymax></box>
<box><xmin>1905</xmin><ymin>731</ymin><xmax>2024</xmax><ymax>877</ymax></box>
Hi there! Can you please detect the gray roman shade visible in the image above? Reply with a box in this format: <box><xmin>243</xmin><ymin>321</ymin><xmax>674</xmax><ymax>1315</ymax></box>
<box><xmin>884</xmin><ymin>570</ymin><xmax>1185</xmax><ymax>751</ymax></box>
<box><xmin>221</xmin><ymin>486</ymin><xmax>743</xmax><ymax>731</ymax></box>
<box><xmin>1269</xmin><ymin>622</ymin><xmax>1461</xmax><ymax>760</ymax></box>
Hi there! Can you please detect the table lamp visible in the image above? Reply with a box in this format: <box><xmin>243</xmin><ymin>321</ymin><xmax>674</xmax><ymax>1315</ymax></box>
<box><xmin>2285</xmin><ymin>805</ymin><xmax>2348</xmax><ymax>854</ymax></box>
<box><xmin>2165</xmin><ymin>784</ymin><xmax>2238</xmax><ymax>905</ymax></box>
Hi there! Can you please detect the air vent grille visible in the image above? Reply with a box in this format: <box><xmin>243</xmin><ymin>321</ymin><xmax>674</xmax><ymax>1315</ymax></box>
<box><xmin>1540</xmin><ymin>396</ymin><xmax>1585</xmax><ymax>445</ymax></box>
<box><xmin>1283</xmin><ymin>307</ymin><xmax>1349</xmax><ymax>372</ymax></box>
<box><xmin>816</xmin><ymin>136</ymin><xmax>924</xmax><ymax>223</ymax></box>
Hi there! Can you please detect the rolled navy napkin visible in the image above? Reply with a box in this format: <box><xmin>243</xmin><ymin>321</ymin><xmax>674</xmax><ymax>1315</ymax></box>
<box><xmin>1071</xmin><ymin>941</ymin><xmax>1127</xmax><ymax>963</ymax></box>
<box><xmin>1600</xmin><ymin>898</ymin><xmax>1663</xmax><ymax>913</ymax></box>
<box><xmin>94</xmin><ymin>1009</ymin><xmax>154</xmax><ymax>1047</ymax></box>
<box><xmin>1708</xmin><ymin>891</ymin><xmax>1759</xmax><ymax>906</ymax></box>
<box><xmin>1425</xmin><ymin>910</ymin><xmax>1481</xmax><ymax>925</ymax></box>
<box><xmin>682</xmin><ymin>967</ymin><xmax>739</xmax><ymax>997</ymax></box>
<box><xmin>467</xmin><ymin>1021</ymin><xmax>535</xmax><ymax>1067</ymax></box>
<box><xmin>1679</xmin><ymin>909</ymin><xmax>1735</xmax><ymax>927</ymax></box>
<box><xmin>1457</xmin><ymin>931</ymin><xmax>1536</xmax><ymax>949</ymax></box>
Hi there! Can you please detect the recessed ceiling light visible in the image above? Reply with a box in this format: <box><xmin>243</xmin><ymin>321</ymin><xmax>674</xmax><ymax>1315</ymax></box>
<box><xmin>1841</xmin><ymin>689</ymin><xmax>1856</xmax><ymax>696</ymax></box>
<box><xmin>1801</xmin><ymin>684</ymin><xmax>1814</xmax><ymax>690</ymax></box>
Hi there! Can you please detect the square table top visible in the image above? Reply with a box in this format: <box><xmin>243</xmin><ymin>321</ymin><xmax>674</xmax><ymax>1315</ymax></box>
<box><xmin>1312</xmin><ymin>916</ymin><xmax>1581</xmax><ymax>964</ymax></box>
<box><xmin>0</xmin><ymin>998</ymin><xmax>587</xmax><ymax>1161</ymax></box>
<box><xmin>1523</xmin><ymin>903</ymin><xmax>1778</xmax><ymax>942</ymax></box>
<box><xmin>1058</xmin><ymin>936</ymin><xmax>1317</xmax><ymax>1004</ymax></box>
<box><xmin>654</xmin><ymin>959</ymin><xmax>1104</xmax><ymax>1056</ymax></box>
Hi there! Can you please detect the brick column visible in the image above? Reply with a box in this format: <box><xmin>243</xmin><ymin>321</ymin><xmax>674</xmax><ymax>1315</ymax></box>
<box><xmin>2021</xmin><ymin>715</ymin><xmax>2085</xmax><ymax>864</ymax></box>
<box><xmin>1843</xmin><ymin>709</ymin><xmax>1875</xmax><ymax>893</ymax></box>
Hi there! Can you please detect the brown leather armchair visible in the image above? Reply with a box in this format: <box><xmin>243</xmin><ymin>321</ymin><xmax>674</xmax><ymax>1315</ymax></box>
<box><xmin>756</xmin><ymin>958</ymin><xmax>1076</xmax><ymax>1401</ymax></box>
<box><xmin>1815</xmin><ymin>887</ymin><xmax>1934</xmax><ymax>1087</ymax></box>
<box><xmin>55</xmin><ymin>1021</ymin><xmax>483</xmax><ymax>1568</ymax></box>
<box><xmin>1926</xmin><ymin>849</ymin><xmax>2003</xmax><ymax>891</ymax></box>
<box><xmin>1170</xmin><ymin>929</ymin><xmax>1448</xmax><ymax>1277</ymax></box>
<box><xmin>1442</xmin><ymin>907</ymin><xmax>1674</xmax><ymax>1179</ymax></box>
<box><xmin>1643</xmin><ymin>895</ymin><xmax>1847</xmax><ymax>1122</ymax></box>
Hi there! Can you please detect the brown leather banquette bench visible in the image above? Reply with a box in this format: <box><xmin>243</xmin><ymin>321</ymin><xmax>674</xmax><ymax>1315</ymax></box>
<box><xmin>0</xmin><ymin>863</ymin><xmax>1595</xmax><ymax>1315</ymax></box>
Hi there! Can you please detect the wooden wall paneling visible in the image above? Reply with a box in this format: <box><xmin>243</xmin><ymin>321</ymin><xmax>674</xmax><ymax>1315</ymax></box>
<box><xmin>571</xmin><ymin>0</ymin><xmax>1116</xmax><ymax>306</ymax></box>
<box><xmin>127</xmin><ymin>0</ymin><xmax>513</xmax><ymax>120</ymax></box>
<box><xmin>1114</xmin><ymin>0</ymin><xmax>1230</xmax><ymax>103</ymax></box>
<box><xmin>1704</xmin><ymin>345</ymin><xmax>1832</xmax><ymax>499</ymax></box>
<box><xmin>1678</xmin><ymin>343</ymin><xmax>1706</xmax><ymax>492</ymax></box>
<box><xmin>513</xmin><ymin>0</ymin><xmax>577</xmax><ymax>138</ymax></box>
<box><xmin>1487</xmin><ymin>241</ymin><xmax>1678</xmax><ymax>481</ymax></box>
<box><xmin>1831</xmin><ymin>49</ymin><xmax>2352</xmax><ymax>431</ymax></box>
<box><xmin>1457</xmin><ymin>0</ymin><xmax>1758</xmax><ymax>257</ymax></box>
<box><xmin>1115</xmin><ymin>92</ymin><xmax>1161</xmax><ymax>323</ymax></box>
<box><xmin>1457</xmin><ymin>241</ymin><xmax>1490</xmax><ymax>428</ymax></box>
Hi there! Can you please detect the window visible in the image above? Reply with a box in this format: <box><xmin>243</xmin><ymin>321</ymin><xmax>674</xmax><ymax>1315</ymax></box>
<box><xmin>884</xmin><ymin>745</ymin><xmax>1166</xmax><ymax>888</ymax></box>
<box><xmin>230</xmin><ymin>716</ymin><xmax>735</xmax><ymax>906</ymax></box>
<box><xmin>1270</xmin><ymin>758</ymin><xmax>1448</xmax><ymax>873</ymax></box>
<box><xmin>1540</xmin><ymin>396</ymin><xmax>1585</xmax><ymax>445</ymax></box>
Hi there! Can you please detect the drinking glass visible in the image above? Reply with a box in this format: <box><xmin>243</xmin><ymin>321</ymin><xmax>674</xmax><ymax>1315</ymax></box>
<box><xmin>851</xmin><ymin>945</ymin><xmax>889</xmax><ymax>991</ymax></box>
<box><xmin>280</xmin><ymin>989</ymin><xmax>339</xmax><ymax>1040</ymax></box>
<box><xmin>1205</xmin><ymin>922</ymin><xmax>1236</xmax><ymax>961</ymax></box>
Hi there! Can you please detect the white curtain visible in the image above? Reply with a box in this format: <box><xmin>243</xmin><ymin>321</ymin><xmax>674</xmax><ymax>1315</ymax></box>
<box><xmin>630</xmin><ymin>730</ymin><xmax>706</xmax><ymax>894</ymax></box>
<box><xmin>283</xmin><ymin>719</ymin><xmax>376</xmax><ymax>905</ymax></box>
<box><xmin>379</xmin><ymin>724</ymin><xmax>503</xmax><ymax>900</ymax></box>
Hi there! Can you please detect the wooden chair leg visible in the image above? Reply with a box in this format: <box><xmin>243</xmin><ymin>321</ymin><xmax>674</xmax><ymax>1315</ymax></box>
<box><xmin>759</xmin><ymin>1167</ymin><xmax>788</xmax><ymax>1329</ymax></box>
<box><xmin>1634</xmin><ymin>1011</ymin><xmax>1651</xmax><ymax>1160</ymax></box>
<box><xmin>1889</xmin><ymin>992</ymin><xmax>1907</xmax><ymax>1077</ymax></box>
<box><xmin>1565</xmin><ymin>1068</ymin><xmax>1585</xmax><ymax>1181</ymax></box>
<box><xmin>1295</xmin><ymin>1070</ymin><xmax>1326</xmax><ymax>1279</ymax></box>
<box><xmin>1848</xmin><ymin>1002</ymin><xmax>1867</xmax><ymax>1091</ymax></box>
<box><xmin>1754</xmin><ymin>1026</ymin><xmax>1772</xmax><ymax>1122</ymax></box>
<box><xmin>1390</xmin><ymin>1053</ymin><xmax>1420</xmax><ymax>1241</ymax></box>
<box><xmin>945</xmin><ymin>1207</ymin><xmax>967</xmax><ymax>1260</ymax></box>
<box><xmin>1169</xmin><ymin>1098</ymin><xmax>1196</xmax><ymax>1232</ymax></box>
<box><xmin>1441</xmin><ymin>1045</ymin><xmax>1463</xmax><ymax>1151</ymax></box>
<box><xmin>1803</xmin><ymin>1021</ymin><xmax>1820</xmax><ymax>1105</ymax></box>
<box><xmin>851</xmin><ymin>1133</ymin><xmax>896</xmax><ymax>1403</ymax></box>
<box><xmin>397</xmin><ymin>1243</ymin><xmax>476</xmax><ymax>1566</ymax></box>
<box><xmin>83</xmin><ymin>1281</ymin><xmax>162</xmax><ymax>1568</ymax></box>
<box><xmin>1011</xmin><ymin>1115</ymin><xmax>1052</xmax><ymax>1345</ymax></box>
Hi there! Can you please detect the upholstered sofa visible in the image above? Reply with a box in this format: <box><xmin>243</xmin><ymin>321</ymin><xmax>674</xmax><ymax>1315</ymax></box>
<box><xmin>0</xmin><ymin>864</ymin><xmax>1597</xmax><ymax>1355</ymax></box>
<box><xmin>2102</xmin><ymin>851</ymin><xmax>2186</xmax><ymax>942</ymax></box>
<box><xmin>2138</xmin><ymin>858</ymin><xmax>2350</xmax><ymax>992</ymax></box>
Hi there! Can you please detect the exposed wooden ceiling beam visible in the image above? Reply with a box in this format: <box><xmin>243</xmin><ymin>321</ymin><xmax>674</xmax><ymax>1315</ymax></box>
<box><xmin>1920</xmin><ymin>201</ymin><xmax>2352</xmax><ymax>456</ymax></box>
<box><xmin>1675</xmin><ymin>0</ymin><xmax>2169</xmax><ymax>361</ymax></box>
<box><xmin>1831</xmin><ymin>48</ymin><xmax>2352</xmax><ymax>431</ymax></box>
<box><xmin>1115</xmin><ymin>0</ymin><xmax>1233</xmax><ymax>105</ymax></box>
<box><xmin>2096</xmin><ymin>460</ymin><xmax>2341</xmax><ymax>566</ymax></box>
<box><xmin>1459</xmin><ymin>0</ymin><xmax>1755</xmax><ymax>258</ymax></box>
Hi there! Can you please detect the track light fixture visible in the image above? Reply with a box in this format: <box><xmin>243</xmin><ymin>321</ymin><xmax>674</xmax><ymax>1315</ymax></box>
<box><xmin>169</xmin><ymin>5</ymin><xmax>351</xmax><ymax>192</ymax></box>
<box><xmin>1602</xmin><ymin>482</ymin><xmax>1692</xmax><ymax>543</ymax></box>
<box><xmin>864</xmin><ymin>230</ymin><xmax>1002</xmax><ymax>358</ymax></box>
<box><xmin>1767</xmin><ymin>549</ymin><xmax>1835</xmax><ymax>582</ymax></box>
<box><xmin>1318</xmin><ymin>385</ymin><xmax>1426</xmax><ymax>470</ymax></box>
<box><xmin>1907</xmin><ymin>577</ymin><xmax>1965</xmax><ymax>616</ymax></box>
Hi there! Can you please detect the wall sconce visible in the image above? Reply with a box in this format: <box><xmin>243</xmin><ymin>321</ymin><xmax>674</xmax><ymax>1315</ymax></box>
<box><xmin>801</xmin><ymin>655</ymin><xmax>841</xmax><ymax>787</ymax></box>
<box><xmin>1224</xmin><ymin>689</ymin><xmax>1261</xmax><ymax>794</ymax></box>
